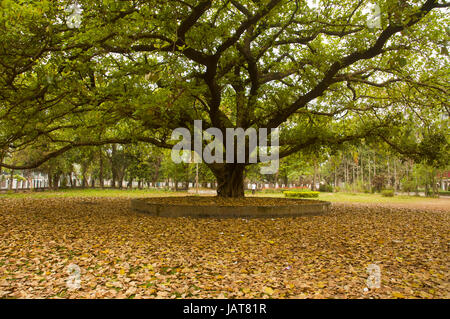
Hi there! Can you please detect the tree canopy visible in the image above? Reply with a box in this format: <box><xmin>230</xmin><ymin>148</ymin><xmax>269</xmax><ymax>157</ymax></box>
<box><xmin>0</xmin><ymin>0</ymin><xmax>448</xmax><ymax>197</ymax></box>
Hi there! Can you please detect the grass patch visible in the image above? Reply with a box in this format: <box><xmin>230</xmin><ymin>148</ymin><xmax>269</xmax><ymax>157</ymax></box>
<box><xmin>381</xmin><ymin>189</ymin><xmax>395</xmax><ymax>197</ymax></box>
<box><xmin>253</xmin><ymin>191</ymin><xmax>448</xmax><ymax>204</ymax></box>
<box><xmin>283</xmin><ymin>191</ymin><xmax>319</xmax><ymax>198</ymax></box>
<box><xmin>1</xmin><ymin>188</ymin><xmax>448</xmax><ymax>206</ymax></box>
<box><xmin>0</xmin><ymin>188</ymin><xmax>179</xmax><ymax>199</ymax></box>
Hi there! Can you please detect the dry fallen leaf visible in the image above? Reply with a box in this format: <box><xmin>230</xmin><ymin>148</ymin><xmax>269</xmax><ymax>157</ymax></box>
<box><xmin>264</xmin><ymin>287</ymin><xmax>274</xmax><ymax>295</ymax></box>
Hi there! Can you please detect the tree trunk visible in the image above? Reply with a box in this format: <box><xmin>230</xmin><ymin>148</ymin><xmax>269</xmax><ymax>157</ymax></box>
<box><xmin>111</xmin><ymin>174</ymin><xmax>116</xmax><ymax>188</ymax></box>
<box><xmin>53</xmin><ymin>174</ymin><xmax>60</xmax><ymax>189</ymax></box>
<box><xmin>152</xmin><ymin>157</ymin><xmax>162</xmax><ymax>184</ymax></box>
<box><xmin>312</xmin><ymin>160</ymin><xmax>317</xmax><ymax>191</ymax></box>
<box><xmin>48</xmin><ymin>172</ymin><xmax>53</xmax><ymax>189</ymax></box>
<box><xmin>9</xmin><ymin>169</ymin><xmax>14</xmax><ymax>190</ymax></box>
<box><xmin>373</xmin><ymin>153</ymin><xmax>376</xmax><ymax>176</ymax></box>
<box><xmin>393</xmin><ymin>159</ymin><xmax>397</xmax><ymax>191</ymax></box>
<box><xmin>99</xmin><ymin>148</ymin><xmax>104</xmax><ymax>188</ymax></box>
<box><xmin>387</xmin><ymin>158</ymin><xmax>391</xmax><ymax>187</ymax></box>
<box><xmin>110</xmin><ymin>144</ymin><xmax>117</xmax><ymax>188</ymax></box>
<box><xmin>0</xmin><ymin>152</ymin><xmax>4</xmax><ymax>177</ymax></box>
<box><xmin>210</xmin><ymin>164</ymin><xmax>245</xmax><ymax>198</ymax></box>
<box><xmin>334</xmin><ymin>166</ymin><xmax>337</xmax><ymax>188</ymax></box>
<box><xmin>360</xmin><ymin>154</ymin><xmax>364</xmax><ymax>184</ymax></box>
<box><xmin>352</xmin><ymin>162</ymin><xmax>355</xmax><ymax>192</ymax></box>
<box><xmin>345</xmin><ymin>157</ymin><xmax>348</xmax><ymax>187</ymax></box>
<box><xmin>432</xmin><ymin>169</ymin><xmax>437</xmax><ymax>197</ymax></box>
<box><xmin>82</xmin><ymin>172</ymin><xmax>87</xmax><ymax>188</ymax></box>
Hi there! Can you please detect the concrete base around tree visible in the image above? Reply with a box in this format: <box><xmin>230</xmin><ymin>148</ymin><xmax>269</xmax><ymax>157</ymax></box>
<box><xmin>131</xmin><ymin>197</ymin><xmax>331</xmax><ymax>218</ymax></box>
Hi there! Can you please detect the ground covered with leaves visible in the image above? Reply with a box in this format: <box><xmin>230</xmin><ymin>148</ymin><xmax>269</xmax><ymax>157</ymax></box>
<box><xmin>0</xmin><ymin>197</ymin><xmax>448</xmax><ymax>299</ymax></box>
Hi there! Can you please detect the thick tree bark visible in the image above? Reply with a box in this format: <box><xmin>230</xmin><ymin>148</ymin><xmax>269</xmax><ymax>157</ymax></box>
<box><xmin>210</xmin><ymin>163</ymin><xmax>245</xmax><ymax>198</ymax></box>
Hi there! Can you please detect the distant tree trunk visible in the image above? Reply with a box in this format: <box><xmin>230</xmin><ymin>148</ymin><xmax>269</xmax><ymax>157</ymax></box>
<box><xmin>334</xmin><ymin>165</ymin><xmax>337</xmax><ymax>188</ymax></box>
<box><xmin>81</xmin><ymin>165</ymin><xmax>87</xmax><ymax>188</ymax></box>
<box><xmin>393</xmin><ymin>159</ymin><xmax>398</xmax><ymax>191</ymax></box>
<box><xmin>425</xmin><ymin>181</ymin><xmax>430</xmax><ymax>196</ymax></box>
<box><xmin>283</xmin><ymin>174</ymin><xmax>289</xmax><ymax>187</ymax></box>
<box><xmin>99</xmin><ymin>148</ymin><xmax>104</xmax><ymax>188</ymax></box>
<box><xmin>432</xmin><ymin>169</ymin><xmax>438</xmax><ymax>197</ymax></box>
<box><xmin>111</xmin><ymin>172</ymin><xmax>117</xmax><ymax>188</ymax></box>
<box><xmin>110</xmin><ymin>144</ymin><xmax>117</xmax><ymax>188</ymax></box>
<box><xmin>312</xmin><ymin>160</ymin><xmax>318</xmax><ymax>191</ymax></box>
<box><xmin>48</xmin><ymin>172</ymin><xmax>53</xmax><ymax>189</ymax></box>
<box><xmin>69</xmin><ymin>173</ymin><xmax>74</xmax><ymax>188</ymax></box>
<box><xmin>0</xmin><ymin>152</ymin><xmax>4</xmax><ymax>177</ymax></box>
<box><xmin>387</xmin><ymin>158</ymin><xmax>391</xmax><ymax>187</ymax></box>
<box><xmin>352</xmin><ymin>162</ymin><xmax>355</xmax><ymax>192</ymax></box>
<box><xmin>53</xmin><ymin>174</ymin><xmax>60</xmax><ymax>189</ymax></box>
<box><xmin>9</xmin><ymin>169</ymin><xmax>14</xmax><ymax>190</ymax></box>
<box><xmin>360</xmin><ymin>155</ymin><xmax>364</xmax><ymax>184</ymax></box>
<box><xmin>415</xmin><ymin>170</ymin><xmax>419</xmax><ymax>195</ymax></box>
<box><xmin>373</xmin><ymin>153</ymin><xmax>376</xmax><ymax>177</ymax></box>
<box><xmin>345</xmin><ymin>157</ymin><xmax>348</xmax><ymax>186</ymax></box>
<box><xmin>152</xmin><ymin>157</ymin><xmax>162</xmax><ymax>184</ymax></box>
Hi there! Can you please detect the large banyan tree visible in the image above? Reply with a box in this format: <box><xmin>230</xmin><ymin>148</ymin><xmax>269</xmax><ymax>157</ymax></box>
<box><xmin>0</xmin><ymin>0</ymin><xmax>448</xmax><ymax>197</ymax></box>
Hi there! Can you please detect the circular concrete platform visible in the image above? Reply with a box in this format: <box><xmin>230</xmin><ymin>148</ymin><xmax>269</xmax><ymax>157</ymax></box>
<box><xmin>131</xmin><ymin>197</ymin><xmax>331</xmax><ymax>218</ymax></box>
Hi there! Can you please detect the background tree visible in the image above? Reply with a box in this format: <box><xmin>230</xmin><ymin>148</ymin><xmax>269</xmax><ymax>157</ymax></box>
<box><xmin>0</xmin><ymin>0</ymin><xmax>448</xmax><ymax>197</ymax></box>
